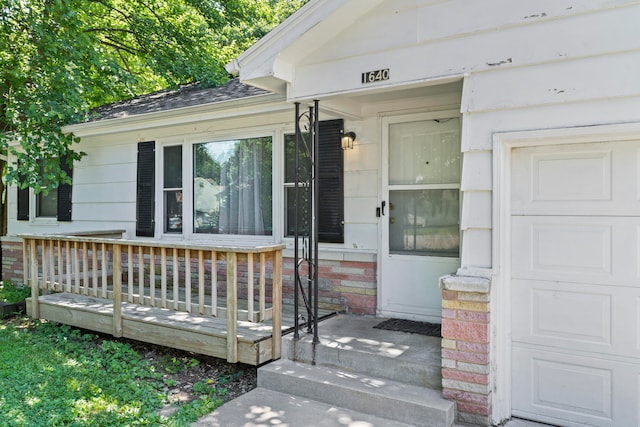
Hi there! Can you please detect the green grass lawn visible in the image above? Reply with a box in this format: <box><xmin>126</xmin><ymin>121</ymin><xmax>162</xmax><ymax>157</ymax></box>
<box><xmin>0</xmin><ymin>318</ymin><xmax>226</xmax><ymax>427</ymax></box>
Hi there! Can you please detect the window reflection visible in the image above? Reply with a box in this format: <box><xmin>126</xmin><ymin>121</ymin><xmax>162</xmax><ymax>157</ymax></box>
<box><xmin>193</xmin><ymin>137</ymin><xmax>272</xmax><ymax>235</ymax></box>
<box><xmin>389</xmin><ymin>189</ymin><xmax>460</xmax><ymax>256</ymax></box>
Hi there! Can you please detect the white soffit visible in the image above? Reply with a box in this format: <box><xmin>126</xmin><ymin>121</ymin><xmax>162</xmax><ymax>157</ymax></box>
<box><xmin>227</xmin><ymin>0</ymin><xmax>383</xmax><ymax>91</ymax></box>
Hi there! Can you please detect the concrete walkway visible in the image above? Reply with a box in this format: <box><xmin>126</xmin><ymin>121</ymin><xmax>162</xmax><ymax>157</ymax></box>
<box><xmin>194</xmin><ymin>388</ymin><xmax>418</xmax><ymax>426</ymax></box>
<box><xmin>193</xmin><ymin>393</ymin><xmax>555</xmax><ymax>427</ymax></box>
<box><xmin>192</xmin><ymin>314</ymin><xmax>557</xmax><ymax>427</ymax></box>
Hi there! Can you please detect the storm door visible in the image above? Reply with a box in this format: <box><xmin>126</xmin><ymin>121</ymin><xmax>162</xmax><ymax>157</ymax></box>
<box><xmin>379</xmin><ymin>113</ymin><xmax>461</xmax><ymax>321</ymax></box>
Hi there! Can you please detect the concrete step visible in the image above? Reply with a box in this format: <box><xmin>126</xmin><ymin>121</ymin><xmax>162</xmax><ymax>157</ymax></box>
<box><xmin>283</xmin><ymin>315</ymin><xmax>442</xmax><ymax>389</ymax></box>
<box><xmin>259</xmin><ymin>359</ymin><xmax>455</xmax><ymax>427</ymax></box>
<box><xmin>192</xmin><ymin>387</ymin><xmax>416</xmax><ymax>427</ymax></box>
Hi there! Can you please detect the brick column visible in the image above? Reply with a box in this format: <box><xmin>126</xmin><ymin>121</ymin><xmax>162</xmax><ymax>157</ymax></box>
<box><xmin>440</xmin><ymin>275</ymin><xmax>491</xmax><ymax>426</ymax></box>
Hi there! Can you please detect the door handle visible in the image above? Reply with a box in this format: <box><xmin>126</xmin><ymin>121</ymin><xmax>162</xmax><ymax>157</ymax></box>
<box><xmin>381</xmin><ymin>201</ymin><xmax>386</xmax><ymax>216</ymax></box>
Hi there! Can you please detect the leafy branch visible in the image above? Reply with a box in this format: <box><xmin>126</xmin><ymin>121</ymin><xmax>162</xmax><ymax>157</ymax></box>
<box><xmin>1</xmin><ymin>0</ymin><xmax>307</xmax><ymax>192</ymax></box>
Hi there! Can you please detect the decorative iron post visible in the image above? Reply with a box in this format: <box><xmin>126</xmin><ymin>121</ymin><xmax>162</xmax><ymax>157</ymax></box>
<box><xmin>293</xmin><ymin>101</ymin><xmax>320</xmax><ymax>343</ymax></box>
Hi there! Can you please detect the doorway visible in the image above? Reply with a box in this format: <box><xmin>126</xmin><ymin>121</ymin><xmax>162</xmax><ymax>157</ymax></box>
<box><xmin>379</xmin><ymin>111</ymin><xmax>461</xmax><ymax>322</ymax></box>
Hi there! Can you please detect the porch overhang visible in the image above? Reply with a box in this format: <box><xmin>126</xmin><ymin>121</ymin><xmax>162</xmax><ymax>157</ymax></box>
<box><xmin>225</xmin><ymin>0</ymin><xmax>384</xmax><ymax>95</ymax></box>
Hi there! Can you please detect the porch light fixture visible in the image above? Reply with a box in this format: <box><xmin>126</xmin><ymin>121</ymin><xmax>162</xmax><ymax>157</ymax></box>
<box><xmin>341</xmin><ymin>131</ymin><xmax>356</xmax><ymax>150</ymax></box>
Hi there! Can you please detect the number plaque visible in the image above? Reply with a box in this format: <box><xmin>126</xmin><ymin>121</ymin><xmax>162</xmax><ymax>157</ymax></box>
<box><xmin>361</xmin><ymin>68</ymin><xmax>390</xmax><ymax>84</ymax></box>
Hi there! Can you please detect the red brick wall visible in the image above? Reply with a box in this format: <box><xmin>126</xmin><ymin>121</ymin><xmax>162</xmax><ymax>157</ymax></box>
<box><xmin>1</xmin><ymin>238</ymin><xmax>25</xmax><ymax>284</ymax></box>
<box><xmin>282</xmin><ymin>258</ymin><xmax>377</xmax><ymax>315</ymax></box>
<box><xmin>440</xmin><ymin>275</ymin><xmax>491</xmax><ymax>426</ymax></box>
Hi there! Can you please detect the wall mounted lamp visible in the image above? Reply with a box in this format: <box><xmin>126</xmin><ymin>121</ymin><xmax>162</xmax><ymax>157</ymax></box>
<box><xmin>341</xmin><ymin>131</ymin><xmax>356</xmax><ymax>150</ymax></box>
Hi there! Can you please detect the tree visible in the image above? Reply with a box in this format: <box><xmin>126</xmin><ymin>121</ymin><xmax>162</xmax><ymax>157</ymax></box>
<box><xmin>0</xmin><ymin>0</ymin><xmax>305</xmax><ymax>193</ymax></box>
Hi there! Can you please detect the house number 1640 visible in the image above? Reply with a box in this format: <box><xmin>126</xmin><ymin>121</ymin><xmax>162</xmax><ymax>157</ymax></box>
<box><xmin>362</xmin><ymin>68</ymin><xmax>390</xmax><ymax>84</ymax></box>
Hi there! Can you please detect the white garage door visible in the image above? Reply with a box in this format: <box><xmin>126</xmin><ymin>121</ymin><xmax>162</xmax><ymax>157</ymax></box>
<box><xmin>510</xmin><ymin>140</ymin><xmax>640</xmax><ymax>426</ymax></box>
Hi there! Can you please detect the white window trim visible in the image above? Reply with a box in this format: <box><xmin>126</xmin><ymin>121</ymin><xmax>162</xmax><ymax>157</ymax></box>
<box><xmin>30</xmin><ymin>188</ymin><xmax>59</xmax><ymax>225</ymax></box>
<box><xmin>155</xmin><ymin>126</ymin><xmax>287</xmax><ymax>245</ymax></box>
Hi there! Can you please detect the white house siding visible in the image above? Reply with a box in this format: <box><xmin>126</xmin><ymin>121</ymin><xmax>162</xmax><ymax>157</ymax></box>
<box><xmin>7</xmin><ymin>107</ymin><xmax>296</xmax><ymax>238</ymax></box>
<box><xmin>343</xmin><ymin>115</ymin><xmax>378</xmax><ymax>251</ymax></box>
<box><xmin>262</xmin><ymin>0</ymin><xmax>640</xmax><ymax>272</ymax></box>
<box><xmin>7</xmin><ymin>1</ymin><xmax>640</xmax><ymax>423</ymax></box>
<box><xmin>5</xmin><ymin>98</ymin><xmax>391</xmax><ymax>315</ymax></box>
<box><xmin>7</xmin><ymin>139</ymin><xmax>137</xmax><ymax>236</ymax></box>
<box><xmin>229</xmin><ymin>0</ymin><xmax>640</xmax><ymax>424</ymax></box>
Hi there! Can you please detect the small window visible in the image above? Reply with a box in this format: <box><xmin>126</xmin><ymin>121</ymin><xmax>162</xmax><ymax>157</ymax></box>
<box><xmin>35</xmin><ymin>159</ymin><xmax>60</xmax><ymax>218</ymax></box>
<box><xmin>193</xmin><ymin>137</ymin><xmax>272</xmax><ymax>235</ymax></box>
<box><xmin>36</xmin><ymin>191</ymin><xmax>57</xmax><ymax>218</ymax></box>
<box><xmin>17</xmin><ymin>156</ymin><xmax>73</xmax><ymax>222</ymax></box>
<box><xmin>164</xmin><ymin>145</ymin><xmax>183</xmax><ymax>233</ymax></box>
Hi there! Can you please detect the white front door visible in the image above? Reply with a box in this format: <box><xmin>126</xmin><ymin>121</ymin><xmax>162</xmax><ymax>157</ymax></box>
<box><xmin>510</xmin><ymin>140</ymin><xmax>640</xmax><ymax>426</ymax></box>
<box><xmin>379</xmin><ymin>112</ymin><xmax>461</xmax><ymax>322</ymax></box>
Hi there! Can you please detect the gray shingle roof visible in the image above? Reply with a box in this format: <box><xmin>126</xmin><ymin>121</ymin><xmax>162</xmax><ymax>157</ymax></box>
<box><xmin>86</xmin><ymin>78</ymin><xmax>272</xmax><ymax>122</ymax></box>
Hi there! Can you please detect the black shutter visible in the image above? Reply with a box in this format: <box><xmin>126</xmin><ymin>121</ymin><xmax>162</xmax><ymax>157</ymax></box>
<box><xmin>318</xmin><ymin>119</ymin><xmax>344</xmax><ymax>243</ymax></box>
<box><xmin>16</xmin><ymin>175</ymin><xmax>29</xmax><ymax>221</ymax></box>
<box><xmin>57</xmin><ymin>156</ymin><xmax>73</xmax><ymax>221</ymax></box>
<box><xmin>136</xmin><ymin>141</ymin><xmax>155</xmax><ymax>237</ymax></box>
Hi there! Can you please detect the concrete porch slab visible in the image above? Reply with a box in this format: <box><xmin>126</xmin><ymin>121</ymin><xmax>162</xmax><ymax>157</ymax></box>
<box><xmin>286</xmin><ymin>314</ymin><xmax>442</xmax><ymax>365</ymax></box>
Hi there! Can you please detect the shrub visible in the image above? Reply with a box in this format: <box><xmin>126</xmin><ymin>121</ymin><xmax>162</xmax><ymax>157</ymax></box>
<box><xmin>0</xmin><ymin>281</ymin><xmax>31</xmax><ymax>303</ymax></box>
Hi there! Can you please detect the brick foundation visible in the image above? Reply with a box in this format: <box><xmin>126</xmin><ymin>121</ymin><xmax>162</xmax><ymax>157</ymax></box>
<box><xmin>282</xmin><ymin>258</ymin><xmax>377</xmax><ymax>315</ymax></box>
<box><xmin>440</xmin><ymin>274</ymin><xmax>491</xmax><ymax>426</ymax></box>
<box><xmin>1</xmin><ymin>237</ymin><xmax>25</xmax><ymax>284</ymax></box>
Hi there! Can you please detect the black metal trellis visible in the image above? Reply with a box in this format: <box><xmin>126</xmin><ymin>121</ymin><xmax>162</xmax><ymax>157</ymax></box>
<box><xmin>293</xmin><ymin>100</ymin><xmax>320</xmax><ymax>344</ymax></box>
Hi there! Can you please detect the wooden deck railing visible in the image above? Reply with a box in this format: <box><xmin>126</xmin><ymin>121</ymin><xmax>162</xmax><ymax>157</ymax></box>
<box><xmin>20</xmin><ymin>234</ymin><xmax>284</xmax><ymax>362</ymax></box>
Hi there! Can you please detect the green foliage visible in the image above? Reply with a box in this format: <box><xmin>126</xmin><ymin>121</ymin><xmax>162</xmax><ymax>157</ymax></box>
<box><xmin>0</xmin><ymin>280</ymin><xmax>31</xmax><ymax>303</ymax></box>
<box><xmin>157</xmin><ymin>355</ymin><xmax>200</xmax><ymax>374</ymax></box>
<box><xmin>0</xmin><ymin>319</ymin><xmax>231</xmax><ymax>426</ymax></box>
<box><xmin>0</xmin><ymin>0</ymin><xmax>307</xmax><ymax>192</ymax></box>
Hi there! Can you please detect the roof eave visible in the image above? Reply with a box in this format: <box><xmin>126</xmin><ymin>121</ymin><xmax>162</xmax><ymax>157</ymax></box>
<box><xmin>64</xmin><ymin>92</ymin><xmax>286</xmax><ymax>137</ymax></box>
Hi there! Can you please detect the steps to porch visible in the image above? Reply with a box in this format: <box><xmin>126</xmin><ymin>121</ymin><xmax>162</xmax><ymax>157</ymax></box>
<box><xmin>196</xmin><ymin>314</ymin><xmax>455</xmax><ymax>427</ymax></box>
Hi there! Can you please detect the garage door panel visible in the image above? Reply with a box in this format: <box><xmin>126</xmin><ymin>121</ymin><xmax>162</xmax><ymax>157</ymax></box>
<box><xmin>512</xmin><ymin>279</ymin><xmax>640</xmax><ymax>358</ymax></box>
<box><xmin>531</xmin><ymin>149</ymin><xmax>612</xmax><ymax>202</ymax></box>
<box><xmin>512</xmin><ymin>346</ymin><xmax>639</xmax><ymax>427</ymax></box>
<box><xmin>511</xmin><ymin>141</ymin><xmax>640</xmax><ymax>216</ymax></box>
<box><xmin>512</xmin><ymin>139</ymin><xmax>640</xmax><ymax>426</ymax></box>
<box><xmin>530</xmin><ymin>285</ymin><xmax>611</xmax><ymax>345</ymax></box>
<box><xmin>512</xmin><ymin>216</ymin><xmax>639</xmax><ymax>286</ymax></box>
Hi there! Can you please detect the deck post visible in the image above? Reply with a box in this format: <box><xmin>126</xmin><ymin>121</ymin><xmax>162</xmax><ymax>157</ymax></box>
<box><xmin>226</xmin><ymin>251</ymin><xmax>238</xmax><ymax>363</ymax></box>
<box><xmin>247</xmin><ymin>253</ymin><xmax>254</xmax><ymax>322</ymax></box>
<box><xmin>112</xmin><ymin>244</ymin><xmax>123</xmax><ymax>337</ymax></box>
<box><xmin>272</xmin><ymin>249</ymin><xmax>283</xmax><ymax>359</ymax></box>
<box><xmin>28</xmin><ymin>239</ymin><xmax>40</xmax><ymax>319</ymax></box>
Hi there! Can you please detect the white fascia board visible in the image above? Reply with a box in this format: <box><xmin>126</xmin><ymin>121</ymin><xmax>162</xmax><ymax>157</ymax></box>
<box><xmin>64</xmin><ymin>93</ymin><xmax>286</xmax><ymax>137</ymax></box>
<box><xmin>226</xmin><ymin>0</ymin><xmax>343</xmax><ymax>76</ymax></box>
<box><xmin>228</xmin><ymin>0</ymin><xmax>382</xmax><ymax>87</ymax></box>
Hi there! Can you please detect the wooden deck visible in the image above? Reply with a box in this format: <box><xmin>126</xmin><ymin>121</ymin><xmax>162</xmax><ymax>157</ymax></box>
<box><xmin>20</xmin><ymin>233</ymin><xmax>308</xmax><ymax>366</ymax></box>
<box><xmin>26</xmin><ymin>293</ymin><xmax>332</xmax><ymax>366</ymax></box>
